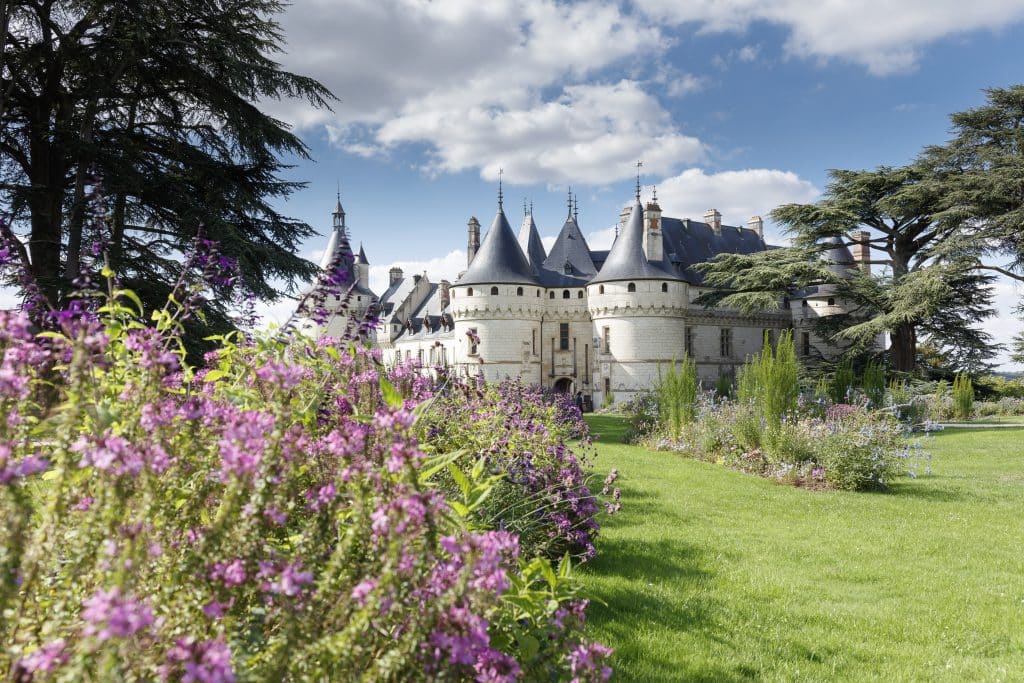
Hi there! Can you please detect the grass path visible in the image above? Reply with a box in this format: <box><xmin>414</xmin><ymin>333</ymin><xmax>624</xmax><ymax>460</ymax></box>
<box><xmin>580</xmin><ymin>415</ymin><xmax>1024</xmax><ymax>681</ymax></box>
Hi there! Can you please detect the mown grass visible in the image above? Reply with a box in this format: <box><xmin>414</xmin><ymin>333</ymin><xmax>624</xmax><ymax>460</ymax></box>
<box><xmin>581</xmin><ymin>416</ymin><xmax>1024</xmax><ymax>681</ymax></box>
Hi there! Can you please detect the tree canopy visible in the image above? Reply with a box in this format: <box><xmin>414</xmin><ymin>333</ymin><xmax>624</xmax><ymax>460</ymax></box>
<box><xmin>0</xmin><ymin>0</ymin><xmax>333</xmax><ymax>331</ymax></box>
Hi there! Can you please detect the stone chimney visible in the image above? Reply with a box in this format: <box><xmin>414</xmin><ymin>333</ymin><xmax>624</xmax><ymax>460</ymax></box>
<box><xmin>705</xmin><ymin>209</ymin><xmax>722</xmax><ymax>235</ymax></box>
<box><xmin>439</xmin><ymin>279</ymin><xmax>451</xmax><ymax>309</ymax></box>
<box><xmin>643</xmin><ymin>197</ymin><xmax>663</xmax><ymax>262</ymax></box>
<box><xmin>389</xmin><ymin>266</ymin><xmax>403</xmax><ymax>286</ymax></box>
<box><xmin>852</xmin><ymin>230</ymin><xmax>871</xmax><ymax>275</ymax></box>
<box><xmin>747</xmin><ymin>215</ymin><xmax>764</xmax><ymax>240</ymax></box>
<box><xmin>467</xmin><ymin>217</ymin><xmax>481</xmax><ymax>267</ymax></box>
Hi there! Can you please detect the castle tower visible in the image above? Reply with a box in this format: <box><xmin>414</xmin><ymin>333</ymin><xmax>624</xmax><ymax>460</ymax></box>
<box><xmin>588</xmin><ymin>192</ymin><xmax>683</xmax><ymax>403</ymax></box>
<box><xmin>451</xmin><ymin>189</ymin><xmax>541</xmax><ymax>384</ymax></box>
<box><xmin>517</xmin><ymin>202</ymin><xmax>547</xmax><ymax>275</ymax></box>
<box><xmin>467</xmin><ymin>217</ymin><xmax>481</xmax><ymax>267</ymax></box>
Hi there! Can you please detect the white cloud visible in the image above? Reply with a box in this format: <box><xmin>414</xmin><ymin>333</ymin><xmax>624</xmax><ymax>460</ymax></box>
<box><xmin>634</xmin><ymin>0</ymin><xmax>1024</xmax><ymax>75</ymax></box>
<box><xmin>649</xmin><ymin>167</ymin><xmax>820</xmax><ymax>242</ymax></box>
<box><xmin>736</xmin><ymin>45</ymin><xmax>760</xmax><ymax>63</ymax></box>
<box><xmin>368</xmin><ymin>249</ymin><xmax>468</xmax><ymax>294</ymax></box>
<box><xmin>983</xmin><ymin>278</ymin><xmax>1024</xmax><ymax>370</ymax></box>
<box><xmin>377</xmin><ymin>80</ymin><xmax>705</xmax><ymax>184</ymax></box>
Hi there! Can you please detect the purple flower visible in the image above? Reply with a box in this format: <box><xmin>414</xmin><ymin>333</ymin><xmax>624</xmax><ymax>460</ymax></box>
<box><xmin>164</xmin><ymin>637</ymin><xmax>235</xmax><ymax>683</ymax></box>
<box><xmin>17</xmin><ymin>639</ymin><xmax>67</xmax><ymax>675</ymax></box>
<box><xmin>350</xmin><ymin>578</ymin><xmax>377</xmax><ymax>605</ymax></box>
<box><xmin>567</xmin><ymin>641</ymin><xmax>613</xmax><ymax>683</ymax></box>
<box><xmin>81</xmin><ymin>587</ymin><xmax>154</xmax><ymax>640</ymax></box>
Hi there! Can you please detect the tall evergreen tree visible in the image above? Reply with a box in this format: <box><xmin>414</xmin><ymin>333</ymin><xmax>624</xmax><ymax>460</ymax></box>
<box><xmin>696</xmin><ymin>165</ymin><xmax>996</xmax><ymax>372</ymax></box>
<box><xmin>0</xmin><ymin>0</ymin><xmax>333</xmax><ymax>325</ymax></box>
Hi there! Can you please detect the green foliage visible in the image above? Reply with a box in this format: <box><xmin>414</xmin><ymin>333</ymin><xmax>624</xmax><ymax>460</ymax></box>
<box><xmin>714</xmin><ymin>370</ymin><xmax>734</xmax><ymax>399</ymax></box>
<box><xmin>736</xmin><ymin>330</ymin><xmax>799</xmax><ymax>430</ymax></box>
<box><xmin>953</xmin><ymin>373</ymin><xmax>975</xmax><ymax>419</ymax></box>
<box><xmin>830</xmin><ymin>359</ymin><xmax>856</xmax><ymax>404</ymax></box>
<box><xmin>656</xmin><ymin>357</ymin><xmax>699</xmax><ymax>440</ymax></box>
<box><xmin>861</xmin><ymin>360</ymin><xmax>886</xmax><ymax>407</ymax></box>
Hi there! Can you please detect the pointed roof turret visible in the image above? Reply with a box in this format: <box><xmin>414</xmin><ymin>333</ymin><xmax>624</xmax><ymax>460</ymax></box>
<box><xmin>457</xmin><ymin>200</ymin><xmax>539</xmax><ymax>286</ymax></box>
<box><xmin>540</xmin><ymin>199</ymin><xmax>597</xmax><ymax>286</ymax></box>
<box><xmin>517</xmin><ymin>208</ymin><xmax>547</xmax><ymax>275</ymax></box>
<box><xmin>590</xmin><ymin>198</ymin><xmax>679</xmax><ymax>284</ymax></box>
<box><xmin>356</xmin><ymin>243</ymin><xmax>369</xmax><ymax>265</ymax></box>
<box><xmin>821</xmin><ymin>234</ymin><xmax>856</xmax><ymax>278</ymax></box>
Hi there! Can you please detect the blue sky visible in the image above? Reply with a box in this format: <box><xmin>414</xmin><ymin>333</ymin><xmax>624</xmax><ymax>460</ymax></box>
<box><xmin>257</xmin><ymin>1</ymin><xmax>1024</xmax><ymax>367</ymax></box>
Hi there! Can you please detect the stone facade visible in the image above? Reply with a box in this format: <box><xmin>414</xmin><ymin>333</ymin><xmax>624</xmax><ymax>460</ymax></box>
<box><xmin>307</xmin><ymin>190</ymin><xmax>863</xmax><ymax>405</ymax></box>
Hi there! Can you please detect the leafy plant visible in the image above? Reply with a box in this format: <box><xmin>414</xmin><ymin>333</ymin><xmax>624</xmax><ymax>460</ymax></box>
<box><xmin>656</xmin><ymin>356</ymin><xmax>699</xmax><ymax>440</ymax></box>
<box><xmin>862</xmin><ymin>360</ymin><xmax>886</xmax><ymax>407</ymax></box>
<box><xmin>953</xmin><ymin>372</ymin><xmax>975</xmax><ymax>419</ymax></box>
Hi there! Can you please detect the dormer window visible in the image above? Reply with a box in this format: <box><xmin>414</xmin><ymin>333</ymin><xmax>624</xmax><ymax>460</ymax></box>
<box><xmin>517</xmin><ymin>287</ymin><xmax>523</xmax><ymax>296</ymax></box>
<box><xmin>549</xmin><ymin>291</ymin><xmax>555</xmax><ymax>299</ymax></box>
<box><xmin>827</xmin><ymin>297</ymin><xmax>835</xmax><ymax>306</ymax></box>
<box><xmin>661</xmin><ymin>283</ymin><xmax>668</xmax><ymax>293</ymax></box>
<box><xmin>467</xmin><ymin>287</ymin><xmax>474</xmax><ymax>296</ymax></box>
<box><xmin>599</xmin><ymin>285</ymin><xmax>605</xmax><ymax>294</ymax></box>
<box><xmin>490</xmin><ymin>286</ymin><xmax>499</xmax><ymax>295</ymax></box>
<box><xmin>562</xmin><ymin>290</ymin><xmax>570</xmax><ymax>299</ymax></box>
<box><xmin>577</xmin><ymin>291</ymin><xmax>583</xmax><ymax>299</ymax></box>
<box><xmin>564</xmin><ymin>260</ymin><xmax>572</xmax><ymax>275</ymax></box>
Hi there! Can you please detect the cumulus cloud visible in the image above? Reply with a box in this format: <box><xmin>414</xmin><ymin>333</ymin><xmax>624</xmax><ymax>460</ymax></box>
<box><xmin>634</xmin><ymin>0</ymin><xmax>1024</xmax><ymax>75</ymax></box>
<box><xmin>368</xmin><ymin>249</ymin><xmax>468</xmax><ymax>294</ymax></box>
<box><xmin>648</xmin><ymin>168</ymin><xmax>820</xmax><ymax>242</ymax></box>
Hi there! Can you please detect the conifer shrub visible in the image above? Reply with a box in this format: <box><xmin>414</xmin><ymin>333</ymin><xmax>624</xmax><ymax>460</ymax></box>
<box><xmin>829</xmin><ymin>359</ymin><xmax>856</xmax><ymax>404</ymax></box>
<box><xmin>656</xmin><ymin>356</ymin><xmax>699</xmax><ymax>441</ymax></box>
<box><xmin>953</xmin><ymin>373</ymin><xmax>975</xmax><ymax>419</ymax></box>
<box><xmin>861</xmin><ymin>360</ymin><xmax>886</xmax><ymax>408</ymax></box>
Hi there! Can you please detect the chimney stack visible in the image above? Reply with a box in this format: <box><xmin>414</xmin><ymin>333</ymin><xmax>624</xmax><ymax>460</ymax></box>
<box><xmin>467</xmin><ymin>217</ymin><xmax>481</xmax><ymax>267</ymax></box>
<box><xmin>439</xmin><ymin>280</ymin><xmax>451</xmax><ymax>309</ymax></box>
<box><xmin>851</xmin><ymin>230</ymin><xmax>871</xmax><ymax>275</ymax></box>
<box><xmin>705</xmin><ymin>209</ymin><xmax>722</xmax><ymax>235</ymax></box>
<box><xmin>389</xmin><ymin>267</ymin><xmax>403</xmax><ymax>286</ymax></box>
<box><xmin>747</xmin><ymin>215</ymin><xmax>764</xmax><ymax>240</ymax></box>
<box><xmin>644</xmin><ymin>198</ymin><xmax>663</xmax><ymax>262</ymax></box>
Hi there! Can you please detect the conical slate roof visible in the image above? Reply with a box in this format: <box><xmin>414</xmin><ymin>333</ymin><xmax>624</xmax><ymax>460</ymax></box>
<box><xmin>540</xmin><ymin>213</ymin><xmax>597</xmax><ymax>286</ymax></box>
<box><xmin>590</xmin><ymin>199</ymin><xmax>679</xmax><ymax>283</ymax></box>
<box><xmin>356</xmin><ymin>243</ymin><xmax>369</xmax><ymax>265</ymax></box>
<box><xmin>457</xmin><ymin>206</ymin><xmax>539</xmax><ymax>286</ymax></box>
<box><xmin>821</xmin><ymin>234</ymin><xmax>856</xmax><ymax>278</ymax></box>
<box><xmin>517</xmin><ymin>212</ymin><xmax>547</xmax><ymax>275</ymax></box>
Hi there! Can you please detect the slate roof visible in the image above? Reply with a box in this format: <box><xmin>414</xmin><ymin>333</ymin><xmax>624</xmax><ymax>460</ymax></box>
<box><xmin>539</xmin><ymin>213</ymin><xmax>597</xmax><ymax>287</ymax></box>
<box><xmin>517</xmin><ymin>212</ymin><xmax>547</xmax><ymax>275</ymax></box>
<box><xmin>661</xmin><ymin>218</ymin><xmax>765</xmax><ymax>285</ymax></box>
<box><xmin>590</xmin><ymin>199</ymin><xmax>680</xmax><ymax>284</ymax></box>
<box><xmin>317</xmin><ymin>227</ymin><xmax>376</xmax><ymax>297</ymax></box>
<box><xmin>457</xmin><ymin>207</ymin><xmax>540</xmax><ymax>286</ymax></box>
<box><xmin>378</xmin><ymin>276</ymin><xmax>417</xmax><ymax>319</ymax></box>
<box><xmin>821</xmin><ymin>235</ymin><xmax>856</xmax><ymax>277</ymax></box>
<box><xmin>356</xmin><ymin>244</ymin><xmax>368</xmax><ymax>265</ymax></box>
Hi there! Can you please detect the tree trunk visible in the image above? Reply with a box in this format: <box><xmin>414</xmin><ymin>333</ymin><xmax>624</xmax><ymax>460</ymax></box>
<box><xmin>889</xmin><ymin>322</ymin><xmax>917</xmax><ymax>372</ymax></box>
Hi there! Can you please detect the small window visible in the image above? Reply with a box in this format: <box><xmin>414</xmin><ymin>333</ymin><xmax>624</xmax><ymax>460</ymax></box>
<box><xmin>627</xmin><ymin>282</ymin><xmax>636</xmax><ymax>292</ymax></box>
<box><xmin>517</xmin><ymin>287</ymin><xmax>523</xmax><ymax>296</ymax></box>
<box><xmin>490</xmin><ymin>286</ymin><xmax>499</xmax><ymax>295</ymax></box>
<box><xmin>599</xmin><ymin>285</ymin><xmax>605</xmax><ymax>294</ymax></box>
<box><xmin>549</xmin><ymin>291</ymin><xmax>555</xmax><ymax>299</ymax></box>
<box><xmin>720</xmin><ymin>328</ymin><xmax>733</xmax><ymax>358</ymax></box>
<box><xmin>468</xmin><ymin>328</ymin><xmax>478</xmax><ymax>356</ymax></box>
<box><xmin>684</xmin><ymin>327</ymin><xmax>694</xmax><ymax>357</ymax></box>
<box><xmin>417</xmin><ymin>349</ymin><xmax>423</xmax><ymax>365</ymax></box>
<box><xmin>801</xmin><ymin>331</ymin><xmax>811</xmax><ymax>357</ymax></box>
<box><xmin>394</xmin><ymin>351</ymin><xmax>401</xmax><ymax>364</ymax></box>
<box><xmin>536</xmin><ymin>289</ymin><xmax>540</xmax><ymax>297</ymax></box>
<box><xmin>467</xmin><ymin>287</ymin><xmax>474</xmax><ymax>296</ymax></box>
<box><xmin>802</xmin><ymin>300</ymin><xmax>808</xmax><ymax>308</ymax></box>
<box><xmin>562</xmin><ymin>290</ymin><xmax>570</xmax><ymax>299</ymax></box>
<box><xmin>604</xmin><ymin>378</ymin><xmax>611</xmax><ymax>394</ymax></box>
<box><xmin>532</xmin><ymin>329</ymin><xmax>536</xmax><ymax>355</ymax></box>
<box><xmin>661</xmin><ymin>283</ymin><xmax>668</xmax><ymax>293</ymax></box>
<box><xmin>357</xmin><ymin>296</ymin><xmax>362</xmax><ymax>302</ymax></box>
<box><xmin>577</xmin><ymin>291</ymin><xmax>583</xmax><ymax>299</ymax></box>
<box><xmin>827</xmin><ymin>297</ymin><xmax>835</xmax><ymax>306</ymax></box>
<box><xmin>602</xmin><ymin>326</ymin><xmax>610</xmax><ymax>353</ymax></box>
<box><xmin>559</xmin><ymin>323</ymin><xmax>570</xmax><ymax>351</ymax></box>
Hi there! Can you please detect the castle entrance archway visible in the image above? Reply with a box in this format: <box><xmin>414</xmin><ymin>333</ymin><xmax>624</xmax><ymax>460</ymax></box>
<box><xmin>553</xmin><ymin>377</ymin><xmax>573</xmax><ymax>393</ymax></box>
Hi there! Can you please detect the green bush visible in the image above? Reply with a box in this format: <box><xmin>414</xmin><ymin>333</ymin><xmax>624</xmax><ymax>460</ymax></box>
<box><xmin>816</xmin><ymin>411</ymin><xmax>916</xmax><ymax>490</ymax></box>
<box><xmin>736</xmin><ymin>330</ymin><xmax>799</xmax><ymax>430</ymax></box>
<box><xmin>830</xmin><ymin>359</ymin><xmax>856</xmax><ymax>404</ymax></box>
<box><xmin>953</xmin><ymin>373</ymin><xmax>974</xmax><ymax>420</ymax></box>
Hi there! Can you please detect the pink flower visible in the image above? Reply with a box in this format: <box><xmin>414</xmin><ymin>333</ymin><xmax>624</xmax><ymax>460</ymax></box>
<box><xmin>81</xmin><ymin>587</ymin><xmax>154</xmax><ymax>640</ymax></box>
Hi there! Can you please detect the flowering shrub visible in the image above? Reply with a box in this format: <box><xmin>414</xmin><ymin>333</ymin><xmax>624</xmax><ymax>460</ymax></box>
<box><xmin>652</xmin><ymin>394</ymin><xmax>929</xmax><ymax>491</ymax></box>
<box><xmin>0</xmin><ymin>282</ymin><xmax>612</xmax><ymax>680</ymax></box>
<box><xmin>416</xmin><ymin>377</ymin><xmax>608</xmax><ymax>561</ymax></box>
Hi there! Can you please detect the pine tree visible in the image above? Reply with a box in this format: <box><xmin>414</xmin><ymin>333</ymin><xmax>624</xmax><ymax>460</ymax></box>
<box><xmin>0</xmin><ymin>1</ymin><xmax>333</xmax><ymax>327</ymax></box>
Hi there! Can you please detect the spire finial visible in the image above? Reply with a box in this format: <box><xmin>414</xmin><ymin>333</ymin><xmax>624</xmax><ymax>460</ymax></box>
<box><xmin>497</xmin><ymin>168</ymin><xmax>504</xmax><ymax>210</ymax></box>
<box><xmin>523</xmin><ymin>197</ymin><xmax>528</xmax><ymax>217</ymax></box>
<box><xmin>567</xmin><ymin>186</ymin><xmax>573</xmax><ymax>217</ymax></box>
<box><xmin>336</xmin><ymin>180</ymin><xmax>340</xmax><ymax>203</ymax></box>
<box><xmin>573</xmin><ymin>195</ymin><xmax>579</xmax><ymax>222</ymax></box>
<box><xmin>652</xmin><ymin>185</ymin><xmax>658</xmax><ymax>202</ymax></box>
<box><xmin>529</xmin><ymin>200</ymin><xmax>534</xmax><ymax>216</ymax></box>
<box><xmin>635</xmin><ymin>160</ymin><xmax>643</xmax><ymax>201</ymax></box>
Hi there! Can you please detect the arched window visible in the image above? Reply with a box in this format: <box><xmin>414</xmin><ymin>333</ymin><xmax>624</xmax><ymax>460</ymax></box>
<box><xmin>827</xmin><ymin>297</ymin><xmax>835</xmax><ymax>306</ymax></box>
<box><xmin>627</xmin><ymin>282</ymin><xmax>636</xmax><ymax>292</ymax></box>
<box><xmin>599</xmin><ymin>285</ymin><xmax>605</xmax><ymax>294</ymax></box>
<box><xmin>577</xmin><ymin>291</ymin><xmax>583</xmax><ymax>299</ymax></box>
<box><xmin>562</xmin><ymin>290</ymin><xmax>570</xmax><ymax>299</ymax></box>
<box><xmin>467</xmin><ymin>288</ymin><xmax>474</xmax><ymax>296</ymax></box>
<box><xmin>536</xmin><ymin>289</ymin><xmax>540</xmax><ymax>297</ymax></box>
<box><xmin>661</xmin><ymin>283</ymin><xmax>668</xmax><ymax>293</ymax></box>
<box><xmin>549</xmin><ymin>291</ymin><xmax>555</xmax><ymax>299</ymax></box>
<box><xmin>516</xmin><ymin>287</ymin><xmax>523</xmax><ymax>296</ymax></box>
<box><xmin>490</xmin><ymin>286</ymin><xmax>499</xmax><ymax>295</ymax></box>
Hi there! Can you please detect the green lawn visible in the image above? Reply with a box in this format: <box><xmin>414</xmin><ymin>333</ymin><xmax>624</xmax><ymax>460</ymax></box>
<box><xmin>580</xmin><ymin>416</ymin><xmax>1024</xmax><ymax>682</ymax></box>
